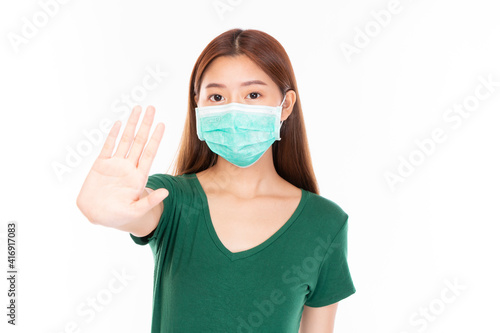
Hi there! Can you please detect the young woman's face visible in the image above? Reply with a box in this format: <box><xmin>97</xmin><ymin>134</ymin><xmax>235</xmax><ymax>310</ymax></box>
<box><xmin>196</xmin><ymin>54</ymin><xmax>284</xmax><ymax>109</ymax></box>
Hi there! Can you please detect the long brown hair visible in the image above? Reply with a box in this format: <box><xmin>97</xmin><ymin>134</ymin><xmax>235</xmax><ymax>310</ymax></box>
<box><xmin>172</xmin><ymin>28</ymin><xmax>319</xmax><ymax>194</ymax></box>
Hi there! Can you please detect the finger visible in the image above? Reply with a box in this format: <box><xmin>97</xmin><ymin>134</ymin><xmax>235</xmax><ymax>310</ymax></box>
<box><xmin>132</xmin><ymin>188</ymin><xmax>169</xmax><ymax>216</ymax></box>
<box><xmin>114</xmin><ymin>106</ymin><xmax>142</xmax><ymax>158</ymax></box>
<box><xmin>98</xmin><ymin>120</ymin><xmax>121</xmax><ymax>159</ymax></box>
<box><xmin>138</xmin><ymin>122</ymin><xmax>165</xmax><ymax>176</ymax></box>
<box><xmin>127</xmin><ymin>106</ymin><xmax>155</xmax><ymax>167</ymax></box>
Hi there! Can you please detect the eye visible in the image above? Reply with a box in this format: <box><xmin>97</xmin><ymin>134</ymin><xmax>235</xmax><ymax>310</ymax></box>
<box><xmin>209</xmin><ymin>94</ymin><xmax>224</xmax><ymax>102</ymax></box>
<box><xmin>247</xmin><ymin>92</ymin><xmax>261</xmax><ymax>99</ymax></box>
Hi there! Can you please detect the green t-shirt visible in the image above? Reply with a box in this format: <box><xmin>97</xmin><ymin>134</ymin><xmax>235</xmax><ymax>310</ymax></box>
<box><xmin>130</xmin><ymin>173</ymin><xmax>356</xmax><ymax>332</ymax></box>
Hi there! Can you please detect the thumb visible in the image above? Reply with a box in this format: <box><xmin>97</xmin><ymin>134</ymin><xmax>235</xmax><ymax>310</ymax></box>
<box><xmin>133</xmin><ymin>188</ymin><xmax>169</xmax><ymax>215</ymax></box>
<box><xmin>148</xmin><ymin>188</ymin><xmax>169</xmax><ymax>207</ymax></box>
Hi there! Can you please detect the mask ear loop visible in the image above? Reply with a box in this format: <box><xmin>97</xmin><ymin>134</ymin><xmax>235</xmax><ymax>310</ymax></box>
<box><xmin>277</xmin><ymin>93</ymin><xmax>287</xmax><ymax>140</ymax></box>
<box><xmin>279</xmin><ymin>94</ymin><xmax>287</xmax><ymax>107</ymax></box>
<box><xmin>279</xmin><ymin>94</ymin><xmax>287</xmax><ymax>127</ymax></box>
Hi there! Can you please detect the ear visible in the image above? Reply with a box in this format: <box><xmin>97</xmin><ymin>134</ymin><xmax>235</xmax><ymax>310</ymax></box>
<box><xmin>281</xmin><ymin>90</ymin><xmax>296</xmax><ymax>122</ymax></box>
<box><xmin>194</xmin><ymin>94</ymin><xmax>198</xmax><ymax>106</ymax></box>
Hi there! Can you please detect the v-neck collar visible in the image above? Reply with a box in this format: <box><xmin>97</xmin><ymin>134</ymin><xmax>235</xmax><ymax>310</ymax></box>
<box><xmin>186</xmin><ymin>172</ymin><xmax>310</xmax><ymax>262</ymax></box>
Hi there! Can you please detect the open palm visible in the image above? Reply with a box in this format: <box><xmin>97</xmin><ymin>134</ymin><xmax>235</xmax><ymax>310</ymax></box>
<box><xmin>76</xmin><ymin>105</ymin><xmax>169</xmax><ymax>228</ymax></box>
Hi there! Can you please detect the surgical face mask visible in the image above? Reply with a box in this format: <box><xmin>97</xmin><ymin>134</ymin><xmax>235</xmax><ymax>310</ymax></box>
<box><xmin>195</xmin><ymin>95</ymin><xmax>286</xmax><ymax>168</ymax></box>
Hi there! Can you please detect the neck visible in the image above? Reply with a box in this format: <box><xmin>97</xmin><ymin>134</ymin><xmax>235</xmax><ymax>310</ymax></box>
<box><xmin>202</xmin><ymin>149</ymin><xmax>280</xmax><ymax>198</ymax></box>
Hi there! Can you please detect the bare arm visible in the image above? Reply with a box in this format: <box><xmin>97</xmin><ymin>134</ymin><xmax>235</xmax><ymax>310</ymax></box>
<box><xmin>299</xmin><ymin>302</ymin><xmax>339</xmax><ymax>333</ymax></box>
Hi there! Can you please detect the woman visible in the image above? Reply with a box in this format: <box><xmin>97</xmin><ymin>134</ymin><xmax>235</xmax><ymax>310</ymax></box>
<box><xmin>77</xmin><ymin>28</ymin><xmax>356</xmax><ymax>332</ymax></box>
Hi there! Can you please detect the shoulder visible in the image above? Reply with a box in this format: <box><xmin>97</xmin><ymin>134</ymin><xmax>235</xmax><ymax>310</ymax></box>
<box><xmin>305</xmin><ymin>191</ymin><xmax>348</xmax><ymax>219</ymax></box>
<box><xmin>302</xmin><ymin>190</ymin><xmax>349</xmax><ymax>239</ymax></box>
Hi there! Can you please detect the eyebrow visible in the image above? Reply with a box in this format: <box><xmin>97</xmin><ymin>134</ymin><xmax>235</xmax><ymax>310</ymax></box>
<box><xmin>203</xmin><ymin>80</ymin><xmax>268</xmax><ymax>89</ymax></box>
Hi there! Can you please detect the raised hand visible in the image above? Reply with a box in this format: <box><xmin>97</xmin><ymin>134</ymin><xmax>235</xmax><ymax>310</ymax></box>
<box><xmin>76</xmin><ymin>105</ymin><xmax>169</xmax><ymax>228</ymax></box>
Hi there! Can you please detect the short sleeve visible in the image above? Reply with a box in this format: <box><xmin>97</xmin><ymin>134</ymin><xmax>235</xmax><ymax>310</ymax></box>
<box><xmin>304</xmin><ymin>215</ymin><xmax>356</xmax><ymax>307</ymax></box>
<box><xmin>129</xmin><ymin>173</ymin><xmax>177</xmax><ymax>251</ymax></box>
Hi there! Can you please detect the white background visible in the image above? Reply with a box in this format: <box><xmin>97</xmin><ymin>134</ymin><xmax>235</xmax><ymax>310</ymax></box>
<box><xmin>1</xmin><ymin>0</ymin><xmax>499</xmax><ymax>332</ymax></box>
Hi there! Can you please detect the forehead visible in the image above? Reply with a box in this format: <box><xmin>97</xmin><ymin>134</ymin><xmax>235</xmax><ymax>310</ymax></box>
<box><xmin>200</xmin><ymin>55</ymin><xmax>272</xmax><ymax>88</ymax></box>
